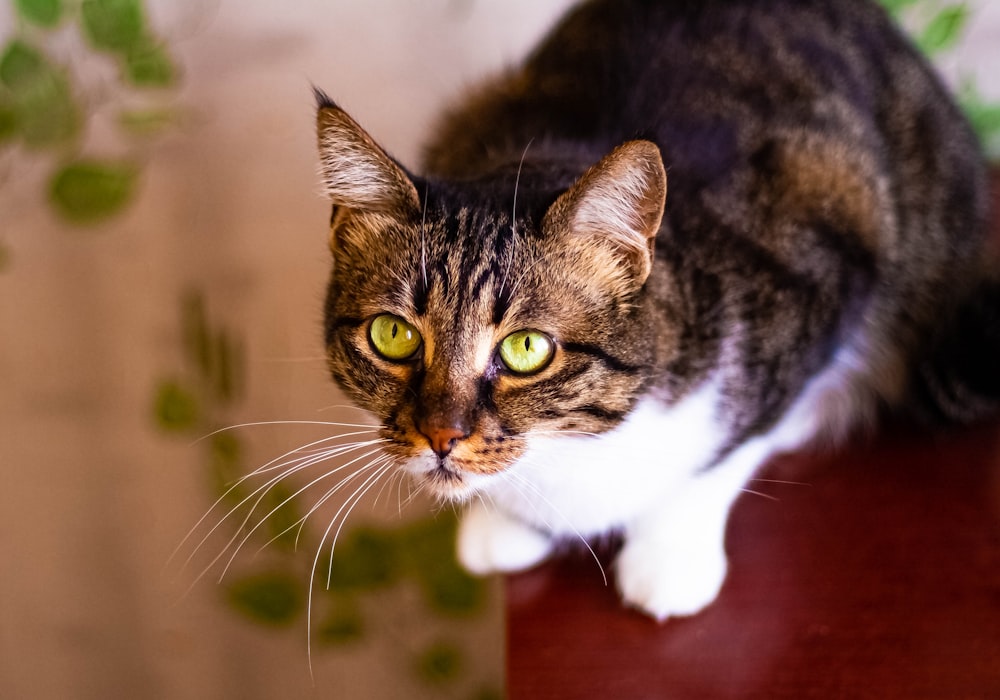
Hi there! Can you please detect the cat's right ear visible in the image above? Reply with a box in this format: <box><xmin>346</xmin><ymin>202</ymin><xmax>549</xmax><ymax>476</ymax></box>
<box><xmin>543</xmin><ymin>140</ymin><xmax>667</xmax><ymax>295</ymax></box>
<box><xmin>315</xmin><ymin>90</ymin><xmax>421</xmax><ymax>248</ymax></box>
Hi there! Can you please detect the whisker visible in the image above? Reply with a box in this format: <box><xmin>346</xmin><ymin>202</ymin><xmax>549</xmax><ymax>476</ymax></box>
<box><xmin>371</xmin><ymin>457</ymin><xmax>404</xmax><ymax>511</ymax></box>
<box><xmin>209</xmin><ymin>445</ymin><xmax>389</xmax><ymax>575</ymax></box>
<box><xmin>315</xmin><ymin>404</ymin><xmax>378</xmax><ymax>415</ymax></box>
<box><xmin>420</xmin><ymin>183</ymin><xmax>429</xmax><ymax>290</ymax></box>
<box><xmin>526</xmin><ymin>429</ymin><xmax>602</xmax><ymax>439</ymax></box>
<box><xmin>507</xmin><ymin>247</ymin><xmax>563</xmax><ymax>299</ymax></box>
<box><xmin>253</xmin><ymin>453</ymin><xmax>396</xmax><ymax>558</ymax></box>
<box><xmin>503</xmin><ymin>468</ymin><xmax>608</xmax><ymax>586</ymax></box>
<box><xmin>243</xmin><ymin>431</ymin><xmax>384</xmax><ymax>480</ymax></box>
<box><xmin>191</xmin><ymin>420</ymin><xmax>380</xmax><ymax>446</ymax></box>
<box><xmin>307</xmin><ymin>461</ymin><xmax>394</xmax><ymax>680</ymax></box>
<box><xmin>325</xmin><ymin>463</ymin><xmax>395</xmax><ymax>586</ymax></box>
<box><xmin>739</xmin><ymin>487</ymin><xmax>780</xmax><ymax>502</ymax></box>
<box><xmin>168</xmin><ymin>432</ymin><xmax>384</xmax><ymax>570</ymax></box>
<box><xmin>498</xmin><ymin>139</ymin><xmax>534</xmax><ymax>300</ymax></box>
<box><xmin>746</xmin><ymin>478</ymin><xmax>811</xmax><ymax>486</ymax></box>
<box><xmin>292</xmin><ymin>454</ymin><xmax>395</xmax><ymax>551</ymax></box>
<box><xmin>180</xmin><ymin>442</ymin><xmax>387</xmax><ymax>585</ymax></box>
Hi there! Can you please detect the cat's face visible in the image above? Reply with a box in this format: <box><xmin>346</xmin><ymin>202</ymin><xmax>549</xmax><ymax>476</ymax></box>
<box><xmin>317</xmin><ymin>98</ymin><xmax>667</xmax><ymax>500</ymax></box>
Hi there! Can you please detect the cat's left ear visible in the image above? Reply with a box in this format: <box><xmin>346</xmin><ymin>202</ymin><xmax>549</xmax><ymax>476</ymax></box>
<box><xmin>315</xmin><ymin>91</ymin><xmax>421</xmax><ymax>218</ymax></box>
<box><xmin>543</xmin><ymin>140</ymin><xmax>666</xmax><ymax>293</ymax></box>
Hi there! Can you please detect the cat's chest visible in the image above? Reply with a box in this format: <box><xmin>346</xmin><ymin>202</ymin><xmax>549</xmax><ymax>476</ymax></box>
<box><xmin>482</xmin><ymin>378</ymin><xmax>728</xmax><ymax>535</ymax></box>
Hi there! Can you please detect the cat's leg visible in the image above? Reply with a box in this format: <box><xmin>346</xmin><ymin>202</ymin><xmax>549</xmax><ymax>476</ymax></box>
<box><xmin>457</xmin><ymin>498</ymin><xmax>555</xmax><ymax>574</ymax></box>
<box><xmin>615</xmin><ymin>442</ymin><xmax>768</xmax><ymax>620</ymax></box>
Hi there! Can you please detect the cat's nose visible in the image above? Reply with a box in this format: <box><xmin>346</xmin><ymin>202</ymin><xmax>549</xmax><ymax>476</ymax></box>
<box><xmin>418</xmin><ymin>422</ymin><xmax>466</xmax><ymax>458</ymax></box>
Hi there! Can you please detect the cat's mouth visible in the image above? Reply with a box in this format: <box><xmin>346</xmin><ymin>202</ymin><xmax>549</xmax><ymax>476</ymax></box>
<box><xmin>403</xmin><ymin>453</ymin><xmax>487</xmax><ymax>501</ymax></box>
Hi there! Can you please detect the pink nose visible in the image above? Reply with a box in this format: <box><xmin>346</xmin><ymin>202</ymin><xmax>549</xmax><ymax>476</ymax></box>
<box><xmin>418</xmin><ymin>423</ymin><xmax>466</xmax><ymax>457</ymax></box>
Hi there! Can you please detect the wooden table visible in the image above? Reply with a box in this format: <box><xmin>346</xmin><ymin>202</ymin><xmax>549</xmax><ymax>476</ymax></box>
<box><xmin>505</xmin><ymin>178</ymin><xmax>1000</xmax><ymax>700</ymax></box>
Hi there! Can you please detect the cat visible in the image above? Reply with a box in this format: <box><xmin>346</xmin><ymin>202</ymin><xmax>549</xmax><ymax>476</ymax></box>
<box><xmin>314</xmin><ymin>0</ymin><xmax>999</xmax><ymax>621</ymax></box>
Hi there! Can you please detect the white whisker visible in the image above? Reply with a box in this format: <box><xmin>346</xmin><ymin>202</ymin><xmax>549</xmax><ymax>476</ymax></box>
<box><xmin>209</xmin><ymin>445</ymin><xmax>389</xmax><ymax>573</ymax></box>
<box><xmin>526</xmin><ymin>429</ymin><xmax>602</xmax><ymax>439</ymax></box>
<box><xmin>739</xmin><ymin>487</ymin><xmax>780</xmax><ymax>502</ymax></box>
<box><xmin>193</xmin><ymin>420</ymin><xmax>380</xmax><ymax>444</ymax></box>
<box><xmin>420</xmin><ymin>184</ymin><xmax>429</xmax><ymax>289</ymax></box>
<box><xmin>747</xmin><ymin>478</ymin><xmax>810</xmax><ymax>486</ymax></box>
<box><xmin>168</xmin><ymin>432</ymin><xmax>384</xmax><ymax>571</ymax></box>
<box><xmin>502</xmin><ymin>467</ymin><xmax>608</xmax><ymax>586</ymax></box>
<box><xmin>307</xmin><ymin>461</ymin><xmax>394</xmax><ymax>679</ymax></box>
<box><xmin>255</xmin><ymin>453</ymin><xmax>396</xmax><ymax>556</ymax></box>
<box><xmin>218</xmin><ymin>451</ymin><xmax>393</xmax><ymax>579</ymax></box>
<box><xmin>180</xmin><ymin>442</ymin><xmax>387</xmax><ymax>586</ymax></box>
<box><xmin>497</xmin><ymin>139</ymin><xmax>534</xmax><ymax>302</ymax></box>
<box><xmin>371</xmin><ymin>457</ymin><xmax>404</xmax><ymax>511</ymax></box>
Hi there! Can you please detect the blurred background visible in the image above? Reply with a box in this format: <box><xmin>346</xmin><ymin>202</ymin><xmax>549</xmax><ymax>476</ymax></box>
<box><xmin>0</xmin><ymin>1</ymin><xmax>997</xmax><ymax>698</ymax></box>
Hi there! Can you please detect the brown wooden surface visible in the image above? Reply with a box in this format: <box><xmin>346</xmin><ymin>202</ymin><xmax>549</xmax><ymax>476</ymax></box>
<box><xmin>505</xmin><ymin>177</ymin><xmax>1000</xmax><ymax>700</ymax></box>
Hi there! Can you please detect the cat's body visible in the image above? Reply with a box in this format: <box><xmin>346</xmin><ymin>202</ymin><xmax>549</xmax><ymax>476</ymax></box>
<box><xmin>316</xmin><ymin>0</ymin><xmax>999</xmax><ymax>619</ymax></box>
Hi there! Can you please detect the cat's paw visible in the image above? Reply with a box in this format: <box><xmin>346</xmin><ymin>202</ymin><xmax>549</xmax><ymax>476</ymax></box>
<box><xmin>457</xmin><ymin>500</ymin><xmax>553</xmax><ymax>575</ymax></box>
<box><xmin>614</xmin><ymin>537</ymin><xmax>728</xmax><ymax>621</ymax></box>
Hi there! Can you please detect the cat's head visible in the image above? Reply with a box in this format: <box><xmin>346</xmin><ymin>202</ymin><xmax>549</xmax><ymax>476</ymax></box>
<box><xmin>316</xmin><ymin>95</ymin><xmax>668</xmax><ymax>500</ymax></box>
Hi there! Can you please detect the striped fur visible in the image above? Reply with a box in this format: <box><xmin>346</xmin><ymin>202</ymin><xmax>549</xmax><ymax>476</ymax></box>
<box><xmin>317</xmin><ymin>0</ymin><xmax>998</xmax><ymax>619</ymax></box>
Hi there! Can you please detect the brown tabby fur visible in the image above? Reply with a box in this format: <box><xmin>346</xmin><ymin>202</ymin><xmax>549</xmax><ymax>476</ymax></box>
<box><xmin>318</xmin><ymin>0</ymin><xmax>997</xmax><ymax>489</ymax></box>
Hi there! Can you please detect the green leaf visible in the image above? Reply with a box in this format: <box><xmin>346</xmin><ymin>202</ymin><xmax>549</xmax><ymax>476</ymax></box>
<box><xmin>420</xmin><ymin>563</ymin><xmax>484</xmax><ymax>616</ymax></box>
<box><xmin>325</xmin><ymin>526</ymin><xmax>400</xmax><ymax>591</ymax></box>
<box><xmin>15</xmin><ymin>0</ymin><xmax>64</xmax><ymax>27</ymax></box>
<box><xmin>118</xmin><ymin>107</ymin><xmax>177</xmax><ymax>136</ymax></box>
<box><xmin>0</xmin><ymin>102</ymin><xmax>17</xmax><ymax>142</ymax></box>
<box><xmin>916</xmin><ymin>4</ymin><xmax>969</xmax><ymax>55</ymax></box>
<box><xmin>398</xmin><ymin>513</ymin><xmax>458</xmax><ymax>570</ymax></box>
<box><xmin>316</xmin><ymin>602</ymin><xmax>365</xmax><ymax>645</ymax></box>
<box><xmin>209</xmin><ymin>431</ymin><xmax>246</xmax><ymax>503</ymax></box>
<box><xmin>415</xmin><ymin>642</ymin><xmax>463</xmax><ymax>685</ymax></box>
<box><xmin>181</xmin><ymin>291</ymin><xmax>213</xmax><ymax>378</ymax></box>
<box><xmin>0</xmin><ymin>40</ymin><xmax>46</xmax><ymax>90</ymax></box>
<box><xmin>878</xmin><ymin>0</ymin><xmax>920</xmax><ymax>18</ymax></box>
<box><xmin>957</xmin><ymin>79</ymin><xmax>1000</xmax><ymax>159</ymax></box>
<box><xmin>226</xmin><ymin>571</ymin><xmax>303</xmax><ymax>626</ymax></box>
<box><xmin>80</xmin><ymin>0</ymin><xmax>146</xmax><ymax>52</ymax></box>
<box><xmin>214</xmin><ymin>329</ymin><xmax>244</xmax><ymax>404</ymax></box>
<box><xmin>49</xmin><ymin>160</ymin><xmax>137</xmax><ymax>224</ymax></box>
<box><xmin>397</xmin><ymin>514</ymin><xmax>484</xmax><ymax>615</ymax></box>
<box><xmin>125</xmin><ymin>39</ymin><xmax>176</xmax><ymax>87</ymax></box>
<box><xmin>14</xmin><ymin>74</ymin><xmax>78</xmax><ymax>148</ymax></box>
<box><xmin>262</xmin><ymin>482</ymin><xmax>303</xmax><ymax>551</ymax></box>
<box><xmin>153</xmin><ymin>379</ymin><xmax>200</xmax><ymax>432</ymax></box>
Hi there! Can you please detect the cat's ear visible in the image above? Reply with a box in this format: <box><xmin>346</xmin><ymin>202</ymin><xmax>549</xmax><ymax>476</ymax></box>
<box><xmin>315</xmin><ymin>91</ymin><xmax>421</xmax><ymax>218</ymax></box>
<box><xmin>543</xmin><ymin>140</ymin><xmax>666</xmax><ymax>292</ymax></box>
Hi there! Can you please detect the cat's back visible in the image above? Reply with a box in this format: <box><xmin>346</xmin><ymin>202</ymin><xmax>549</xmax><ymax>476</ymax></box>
<box><xmin>425</xmin><ymin>0</ymin><xmax>981</xmax><ymax>201</ymax></box>
<box><xmin>425</xmin><ymin>0</ymin><xmax>988</xmax><ymax>303</ymax></box>
<box><xmin>421</xmin><ymin>0</ymin><xmax>993</xmax><ymax>430</ymax></box>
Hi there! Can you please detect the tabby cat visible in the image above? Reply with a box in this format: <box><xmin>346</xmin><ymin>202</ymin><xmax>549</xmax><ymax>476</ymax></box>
<box><xmin>315</xmin><ymin>0</ymin><xmax>999</xmax><ymax>620</ymax></box>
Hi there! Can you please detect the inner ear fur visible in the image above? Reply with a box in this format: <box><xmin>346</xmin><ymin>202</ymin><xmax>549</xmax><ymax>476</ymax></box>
<box><xmin>543</xmin><ymin>140</ymin><xmax>667</xmax><ymax>292</ymax></box>
<box><xmin>315</xmin><ymin>91</ymin><xmax>421</xmax><ymax>217</ymax></box>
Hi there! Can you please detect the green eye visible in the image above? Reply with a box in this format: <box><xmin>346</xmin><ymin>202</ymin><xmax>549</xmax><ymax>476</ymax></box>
<box><xmin>499</xmin><ymin>330</ymin><xmax>554</xmax><ymax>375</ymax></box>
<box><xmin>369</xmin><ymin>314</ymin><xmax>422</xmax><ymax>361</ymax></box>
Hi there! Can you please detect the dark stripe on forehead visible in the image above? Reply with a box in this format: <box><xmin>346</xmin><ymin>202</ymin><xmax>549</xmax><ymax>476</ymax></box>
<box><xmin>492</xmin><ymin>288</ymin><xmax>512</xmax><ymax>326</ymax></box>
<box><xmin>561</xmin><ymin>342</ymin><xmax>642</xmax><ymax>375</ymax></box>
<box><xmin>413</xmin><ymin>271</ymin><xmax>430</xmax><ymax>316</ymax></box>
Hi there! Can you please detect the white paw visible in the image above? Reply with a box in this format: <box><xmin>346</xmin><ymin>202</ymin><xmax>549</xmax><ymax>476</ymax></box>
<box><xmin>457</xmin><ymin>500</ymin><xmax>554</xmax><ymax>575</ymax></box>
<box><xmin>615</xmin><ymin>537</ymin><xmax>728</xmax><ymax>621</ymax></box>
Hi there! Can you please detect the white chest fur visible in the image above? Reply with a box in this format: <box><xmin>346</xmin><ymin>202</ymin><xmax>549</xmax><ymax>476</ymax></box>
<box><xmin>479</xmin><ymin>378</ymin><xmax>728</xmax><ymax>536</ymax></box>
